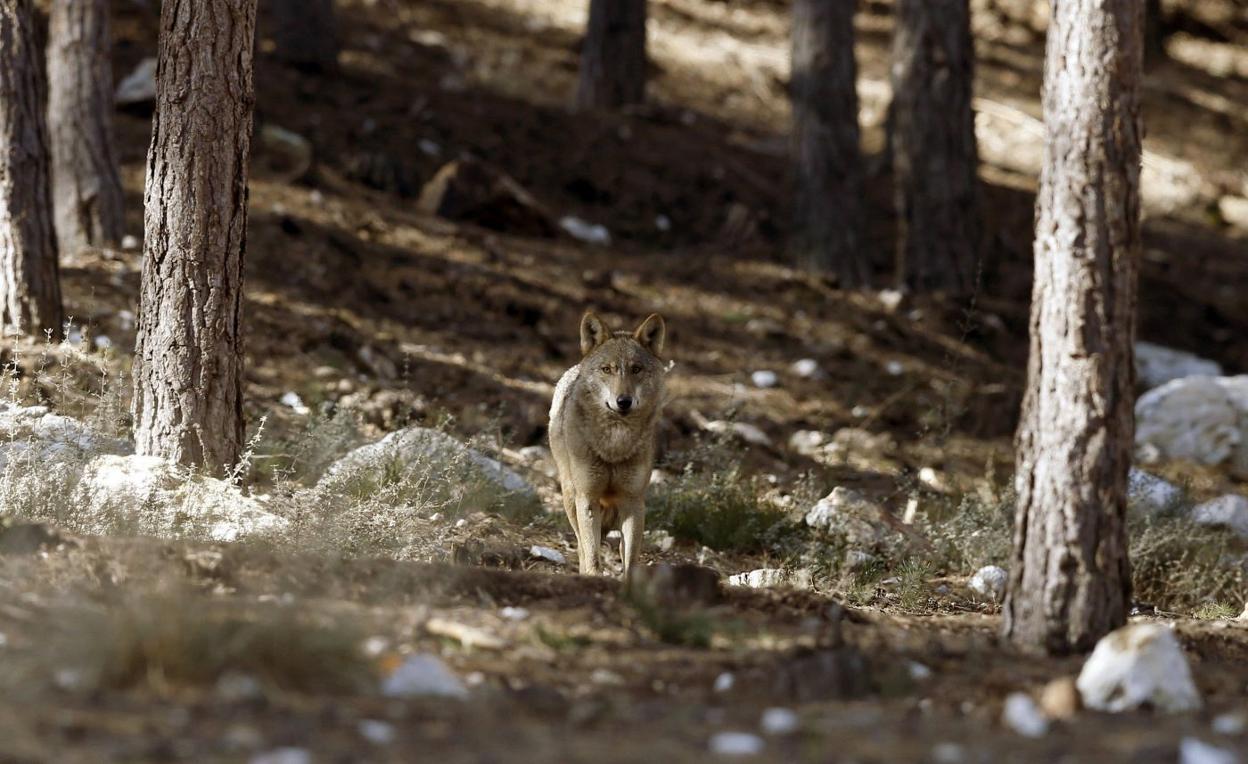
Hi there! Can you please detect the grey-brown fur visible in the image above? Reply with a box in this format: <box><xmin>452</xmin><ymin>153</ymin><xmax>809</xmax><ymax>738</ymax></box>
<box><xmin>549</xmin><ymin>312</ymin><xmax>667</xmax><ymax>577</ymax></box>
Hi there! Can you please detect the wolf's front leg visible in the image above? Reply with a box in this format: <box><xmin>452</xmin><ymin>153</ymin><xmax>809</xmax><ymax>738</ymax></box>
<box><xmin>619</xmin><ymin>502</ymin><xmax>645</xmax><ymax>580</ymax></box>
<box><xmin>575</xmin><ymin>495</ymin><xmax>602</xmax><ymax>575</ymax></box>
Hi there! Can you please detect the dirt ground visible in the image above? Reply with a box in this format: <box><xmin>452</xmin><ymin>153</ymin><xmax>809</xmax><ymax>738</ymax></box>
<box><xmin>1</xmin><ymin>0</ymin><xmax>1247</xmax><ymax>760</ymax></box>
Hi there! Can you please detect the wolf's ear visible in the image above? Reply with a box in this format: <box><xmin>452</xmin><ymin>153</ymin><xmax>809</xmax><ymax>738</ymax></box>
<box><xmin>580</xmin><ymin>311</ymin><xmax>612</xmax><ymax>356</ymax></box>
<box><xmin>633</xmin><ymin>313</ymin><xmax>666</xmax><ymax>356</ymax></box>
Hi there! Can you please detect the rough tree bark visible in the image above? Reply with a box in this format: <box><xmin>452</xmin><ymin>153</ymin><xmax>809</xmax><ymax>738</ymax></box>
<box><xmin>890</xmin><ymin>0</ymin><xmax>979</xmax><ymax>293</ymax></box>
<box><xmin>575</xmin><ymin>0</ymin><xmax>646</xmax><ymax>111</ymax></box>
<box><xmin>132</xmin><ymin>0</ymin><xmax>256</xmax><ymax>476</ymax></box>
<box><xmin>269</xmin><ymin>0</ymin><xmax>337</xmax><ymax>73</ymax></box>
<box><xmin>790</xmin><ymin>0</ymin><xmax>868</xmax><ymax>287</ymax></box>
<box><xmin>0</xmin><ymin>0</ymin><xmax>63</xmax><ymax>337</ymax></box>
<box><xmin>47</xmin><ymin>0</ymin><xmax>125</xmax><ymax>256</ymax></box>
<box><xmin>1003</xmin><ymin>0</ymin><xmax>1143</xmax><ymax>655</ymax></box>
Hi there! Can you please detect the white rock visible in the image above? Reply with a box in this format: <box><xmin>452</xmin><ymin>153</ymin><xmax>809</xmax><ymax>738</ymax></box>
<box><xmin>1002</xmin><ymin>692</ymin><xmax>1049</xmax><ymax>738</ymax></box>
<box><xmin>530</xmin><ymin>545</ymin><xmax>566</xmax><ymax>565</ymax></box>
<box><xmin>1127</xmin><ymin>468</ymin><xmax>1184</xmax><ymax>516</ymax></box>
<box><xmin>709</xmin><ymin>732</ymin><xmax>765</xmax><ymax>756</ymax></box>
<box><xmin>804</xmin><ymin>487</ymin><xmax>903</xmax><ymax>550</ymax></box>
<box><xmin>908</xmin><ymin>661</ymin><xmax>933</xmax><ymax>681</ymax></box>
<box><xmin>279</xmin><ymin>391</ymin><xmax>310</xmax><ymax>415</ymax></box>
<box><xmin>760</xmin><ymin>707</ymin><xmax>799</xmax><ymax>735</ymax></box>
<box><xmin>1218</xmin><ymin>195</ymin><xmax>1248</xmax><ymax>230</ymax></box>
<box><xmin>500</xmin><ymin>606</ymin><xmax>530</xmax><ymax>621</ymax></box>
<box><xmin>1135</xmin><ymin>376</ymin><xmax>1248</xmax><ymax>474</ymax></box>
<box><xmin>654</xmin><ymin>214</ymin><xmax>672</xmax><ymax>232</ymax></box>
<box><xmin>728</xmin><ymin>568</ymin><xmax>812</xmax><ymax>590</ymax></box>
<box><xmin>358</xmin><ymin>719</ymin><xmax>396</xmax><ymax>745</ymax></box>
<box><xmin>93</xmin><ymin>335</ymin><xmax>112</xmax><ymax>350</ymax></box>
<box><xmin>751</xmin><ymin>370</ymin><xmax>778</xmax><ymax>389</ymax></box>
<box><xmin>845</xmin><ymin>550</ymin><xmax>877</xmax><ymax>570</ymax></box>
<box><xmin>418</xmin><ymin>139</ymin><xmax>442</xmax><ymax>157</ymax></box>
<box><xmin>969</xmin><ymin>566</ymin><xmax>1008</xmax><ymax>603</ymax></box>
<box><xmin>1179</xmin><ymin>738</ymin><xmax>1239</xmax><ymax>764</ymax></box>
<box><xmin>120</xmin><ymin>235</ymin><xmax>139</xmax><ymax>251</ymax></box>
<box><xmin>1076</xmin><ymin>623</ymin><xmax>1201</xmax><ymax>713</ymax></box>
<box><xmin>590</xmin><ymin>668</ymin><xmax>624</xmax><ymax>685</ymax></box>
<box><xmin>1212</xmin><ymin>711</ymin><xmax>1247</xmax><ymax>736</ymax></box>
<box><xmin>1190</xmin><ymin>495</ymin><xmax>1248</xmax><ymax>539</ymax></box>
<box><xmin>877</xmin><ymin>289</ymin><xmax>905</xmax><ymax>313</ymax></box>
<box><xmin>885</xmin><ymin>360</ymin><xmax>904</xmax><ymax>376</ymax></box>
<box><xmin>559</xmin><ymin>216</ymin><xmax>611</xmax><ymax>246</ymax></box>
<box><xmin>713</xmin><ymin>672</ymin><xmax>735</xmax><ymax>693</ymax></box>
<box><xmin>381</xmin><ymin>654</ymin><xmax>467</xmax><ymax>699</ymax></box>
<box><xmin>647</xmin><ymin>528</ymin><xmax>675</xmax><ymax>552</ymax></box>
<box><xmin>1135</xmin><ymin>342</ymin><xmax>1222</xmax><ymax>391</ymax></box>
<box><xmin>115</xmin><ymin>57</ymin><xmax>157</xmax><ymax>104</ymax></box>
<box><xmin>323</xmin><ymin>426</ymin><xmax>536</xmax><ymax>498</ymax></box>
<box><xmin>791</xmin><ymin>358</ymin><xmax>822</xmax><ymax>379</ymax></box>
<box><xmin>1240</xmin><ymin>603</ymin><xmax>1248</xmax><ymax>621</ymax></box>
<box><xmin>703</xmin><ymin>420</ymin><xmax>771</xmax><ymax>447</ymax></box>
<box><xmin>250</xmin><ymin>749</ymin><xmax>311</xmax><ymax>764</ymax></box>
<box><xmin>788</xmin><ymin>430</ymin><xmax>826</xmax><ymax>455</ymax></box>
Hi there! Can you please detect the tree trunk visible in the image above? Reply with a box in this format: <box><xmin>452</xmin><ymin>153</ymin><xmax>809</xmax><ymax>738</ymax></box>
<box><xmin>0</xmin><ymin>0</ymin><xmax>62</xmax><ymax>337</ymax></box>
<box><xmin>269</xmin><ymin>0</ymin><xmax>337</xmax><ymax>73</ymax></box>
<box><xmin>132</xmin><ymin>0</ymin><xmax>256</xmax><ymax>476</ymax></box>
<box><xmin>47</xmin><ymin>0</ymin><xmax>125</xmax><ymax>256</ymax></box>
<box><xmin>790</xmin><ymin>0</ymin><xmax>868</xmax><ymax>288</ymax></box>
<box><xmin>890</xmin><ymin>0</ymin><xmax>979</xmax><ymax>293</ymax></box>
<box><xmin>575</xmin><ymin>0</ymin><xmax>646</xmax><ymax>111</ymax></box>
<box><xmin>1004</xmin><ymin>0</ymin><xmax>1143</xmax><ymax>655</ymax></box>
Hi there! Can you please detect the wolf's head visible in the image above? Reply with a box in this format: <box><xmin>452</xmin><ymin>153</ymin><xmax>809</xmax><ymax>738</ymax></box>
<box><xmin>577</xmin><ymin>311</ymin><xmax>667</xmax><ymax>420</ymax></box>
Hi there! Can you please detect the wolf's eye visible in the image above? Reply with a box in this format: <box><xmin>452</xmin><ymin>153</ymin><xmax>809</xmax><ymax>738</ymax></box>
<box><xmin>630</xmin><ymin>364</ymin><xmax>643</xmax><ymax>374</ymax></box>
<box><xmin>600</xmin><ymin>365</ymin><xmax>613</xmax><ymax>374</ymax></box>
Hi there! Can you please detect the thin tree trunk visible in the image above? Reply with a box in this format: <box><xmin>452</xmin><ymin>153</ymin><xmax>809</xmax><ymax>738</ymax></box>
<box><xmin>575</xmin><ymin>0</ymin><xmax>646</xmax><ymax>111</ymax></box>
<box><xmin>890</xmin><ymin>0</ymin><xmax>979</xmax><ymax>293</ymax></box>
<box><xmin>0</xmin><ymin>0</ymin><xmax>62</xmax><ymax>337</ymax></box>
<box><xmin>1004</xmin><ymin>0</ymin><xmax>1143</xmax><ymax>655</ymax></box>
<box><xmin>132</xmin><ymin>0</ymin><xmax>256</xmax><ymax>476</ymax></box>
<box><xmin>790</xmin><ymin>0</ymin><xmax>868</xmax><ymax>287</ymax></box>
<box><xmin>270</xmin><ymin>0</ymin><xmax>337</xmax><ymax>73</ymax></box>
<box><xmin>47</xmin><ymin>0</ymin><xmax>125</xmax><ymax>256</ymax></box>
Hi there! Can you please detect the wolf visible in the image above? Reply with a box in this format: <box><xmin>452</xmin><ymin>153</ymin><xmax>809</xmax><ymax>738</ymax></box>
<box><xmin>549</xmin><ymin>311</ymin><xmax>667</xmax><ymax>578</ymax></box>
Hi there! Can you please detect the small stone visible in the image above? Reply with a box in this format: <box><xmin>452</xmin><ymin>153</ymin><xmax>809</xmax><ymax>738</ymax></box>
<box><xmin>877</xmin><ymin>289</ymin><xmax>905</xmax><ymax>313</ymax></box>
<box><xmin>969</xmin><ymin>566</ymin><xmax>1008</xmax><ymax>603</ymax></box>
<box><xmin>655</xmin><ymin>214</ymin><xmax>672</xmax><ymax>232</ymax></box>
<box><xmin>1128</xmin><ymin>468</ymin><xmax>1184</xmax><ymax>516</ymax></box>
<box><xmin>1179</xmin><ymin>738</ymin><xmax>1238</xmax><ymax>764</ymax></box>
<box><xmin>791</xmin><ymin>358</ymin><xmax>822</xmax><ymax>379</ymax></box>
<box><xmin>1212</xmin><ymin>711</ymin><xmax>1247</xmax><ymax>736</ymax></box>
<box><xmin>249</xmin><ymin>749</ymin><xmax>311</xmax><ymax>764</ymax></box>
<box><xmin>713</xmin><ymin>672</ymin><xmax>735</xmax><ymax>693</ymax></box>
<box><xmin>559</xmin><ymin>216</ymin><xmax>611</xmax><ymax>246</ymax></box>
<box><xmin>358</xmin><ymin>719</ymin><xmax>396</xmax><ymax>746</ymax></box>
<box><xmin>702</xmin><ymin>420</ymin><xmax>771</xmax><ymax>447</ymax></box>
<box><xmin>1077</xmin><ymin>623</ymin><xmax>1201</xmax><ymax>713</ymax></box>
<box><xmin>728</xmin><ymin>568</ymin><xmax>812</xmax><ymax>590</ymax></box>
<box><xmin>590</xmin><ymin>668</ymin><xmax>624</xmax><ymax>685</ymax></box>
<box><xmin>788</xmin><ymin>430</ymin><xmax>826</xmax><ymax>454</ymax></box>
<box><xmin>760</xmin><ymin>707</ymin><xmax>799</xmax><ymax>735</ymax></box>
<box><xmin>380</xmin><ymin>654</ymin><xmax>467</xmax><ymax>699</ymax></box>
<box><xmin>418</xmin><ymin>139</ymin><xmax>441</xmax><ymax>156</ymax></box>
<box><xmin>709</xmin><ymin>732</ymin><xmax>765</xmax><ymax>756</ymax></box>
<box><xmin>530</xmin><ymin>545</ymin><xmax>566</xmax><ymax>565</ymax></box>
<box><xmin>751</xmin><ymin>370</ymin><xmax>778</xmax><ymax>388</ymax></box>
<box><xmin>216</xmin><ymin>672</ymin><xmax>263</xmax><ymax>702</ymax></box>
<box><xmin>500</xmin><ymin>606</ymin><xmax>530</xmax><ymax>621</ymax></box>
<box><xmin>885</xmin><ymin>360</ymin><xmax>904</xmax><ymax>376</ymax></box>
<box><xmin>1038</xmin><ymin>676</ymin><xmax>1080</xmax><ymax>720</ymax></box>
<box><xmin>1190</xmin><ymin>495</ymin><xmax>1248</xmax><ymax>539</ymax></box>
<box><xmin>121</xmin><ymin>234</ymin><xmax>139</xmax><ymax>251</ymax></box>
<box><xmin>279</xmin><ymin>391</ymin><xmax>310</xmax><ymax>415</ymax></box>
<box><xmin>908</xmin><ymin>661</ymin><xmax>932</xmax><ymax>681</ymax></box>
<box><xmin>1002</xmin><ymin>692</ymin><xmax>1049</xmax><ymax>738</ymax></box>
<box><xmin>845</xmin><ymin>550</ymin><xmax>876</xmax><ymax>570</ymax></box>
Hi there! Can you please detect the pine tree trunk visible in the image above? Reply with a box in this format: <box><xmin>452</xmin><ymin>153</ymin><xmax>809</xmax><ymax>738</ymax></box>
<box><xmin>575</xmin><ymin>0</ymin><xmax>646</xmax><ymax>111</ymax></box>
<box><xmin>132</xmin><ymin>0</ymin><xmax>256</xmax><ymax>476</ymax></box>
<box><xmin>269</xmin><ymin>0</ymin><xmax>337</xmax><ymax>73</ymax></box>
<box><xmin>790</xmin><ymin>0</ymin><xmax>868</xmax><ymax>288</ymax></box>
<box><xmin>890</xmin><ymin>0</ymin><xmax>979</xmax><ymax>293</ymax></box>
<box><xmin>1004</xmin><ymin>0</ymin><xmax>1143</xmax><ymax>655</ymax></box>
<box><xmin>0</xmin><ymin>0</ymin><xmax>63</xmax><ymax>337</ymax></box>
<box><xmin>47</xmin><ymin>0</ymin><xmax>125</xmax><ymax>256</ymax></box>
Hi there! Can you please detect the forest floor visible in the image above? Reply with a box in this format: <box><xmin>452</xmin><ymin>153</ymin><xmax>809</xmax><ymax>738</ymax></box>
<box><xmin>1</xmin><ymin>0</ymin><xmax>1247</xmax><ymax>760</ymax></box>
